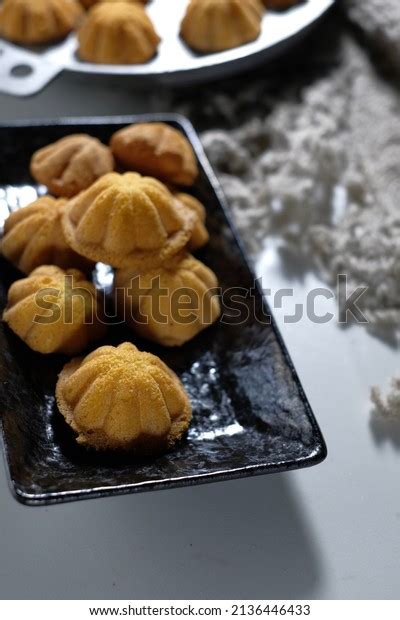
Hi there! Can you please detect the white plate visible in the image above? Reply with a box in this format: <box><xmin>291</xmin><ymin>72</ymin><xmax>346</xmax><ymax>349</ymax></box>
<box><xmin>0</xmin><ymin>0</ymin><xmax>335</xmax><ymax>96</ymax></box>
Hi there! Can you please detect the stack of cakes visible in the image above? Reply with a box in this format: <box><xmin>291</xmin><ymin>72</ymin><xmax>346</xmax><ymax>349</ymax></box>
<box><xmin>0</xmin><ymin>122</ymin><xmax>221</xmax><ymax>456</ymax></box>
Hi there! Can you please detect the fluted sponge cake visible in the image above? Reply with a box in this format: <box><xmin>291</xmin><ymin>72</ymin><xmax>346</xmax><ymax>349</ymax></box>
<box><xmin>62</xmin><ymin>172</ymin><xmax>195</xmax><ymax>269</ymax></box>
<box><xmin>1</xmin><ymin>196</ymin><xmax>92</xmax><ymax>275</ymax></box>
<box><xmin>174</xmin><ymin>193</ymin><xmax>209</xmax><ymax>251</ymax></box>
<box><xmin>56</xmin><ymin>342</ymin><xmax>192</xmax><ymax>452</ymax></box>
<box><xmin>78</xmin><ymin>2</ymin><xmax>160</xmax><ymax>64</ymax></box>
<box><xmin>110</xmin><ymin>123</ymin><xmax>199</xmax><ymax>186</ymax></box>
<box><xmin>115</xmin><ymin>253</ymin><xmax>221</xmax><ymax>347</ymax></box>
<box><xmin>30</xmin><ymin>134</ymin><xmax>114</xmax><ymax>198</ymax></box>
<box><xmin>80</xmin><ymin>0</ymin><xmax>148</xmax><ymax>7</ymax></box>
<box><xmin>180</xmin><ymin>0</ymin><xmax>264</xmax><ymax>53</ymax></box>
<box><xmin>2</xmin><ymin>265</ymin><xmax>106</xmax><ymax>354</ymax></box>
<box><xmin>0</xmin><ymin>0</ymin><xmax>83</xmax><ymax>45</ymax></box>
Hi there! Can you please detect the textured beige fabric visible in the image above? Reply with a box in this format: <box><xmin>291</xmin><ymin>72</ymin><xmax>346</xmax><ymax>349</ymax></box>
<box><xmin>344</xmin><ymin>0</ymin><xmax>400</xmax><ymax>68</ymax></box>
<box><xmin>172</xmin><ymin>1</ymin><xmax>400</xmax><ymax>412</ymax></box>
<box><xmin>201</xmin><ymin>37</ymin><xmax>400</xmax><ymax>327</ymax></box>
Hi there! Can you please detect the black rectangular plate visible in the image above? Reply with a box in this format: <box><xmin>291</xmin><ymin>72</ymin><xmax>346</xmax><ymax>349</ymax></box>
<box><xmin>0</xmin><ymin>115</ymin><xmax>327</xmax><ymax>506</ymax></box>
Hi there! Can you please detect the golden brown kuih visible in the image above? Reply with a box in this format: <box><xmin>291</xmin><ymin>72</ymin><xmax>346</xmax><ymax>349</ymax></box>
<box><xmin>180</xmin><ymin>0</ymin><xmax>264</xmax><ymax>53</ymax></box>
<box><xmin>80</xmin><ymin>0</ymin><xmax>148</xmax><ymax>7</ymax></box>
<box><xmin>111</xmin><ymin>123</ymin><xmax>199</xmax><ymax>186</ymax></box>
<box><xmin>62</xmin><ymin>172</ymin><xmax>195</xmax><ymax>269</ymax></box>
<box><xmin>0</xmin><ymin>196</ymin><xmax>93</xmax><ymax>275</ymax></box>
<box><xmin>2</xmin><ymin>265</ymin><xmax>106</xmax><ymax>354</ymax></box>
<box><xmin>0</xmin><ymin>0</ymin><xmax>83</xmax><ymax>45</ymax></box>
<box><xmin>78</xmin><ymin>2</ymin><xmax>160</xmax><ymax>64</ymax></box>
<box><xmin>30</xmin><ymin>134</ymin><xmax>114</xmax><ymax>198</ymax></box>
<box><xmin>115</xmin><ymin>253</ymin><xmax>221</xmax><ymax>347</ymax></box>
<box><xmin>174</xmin><ymin>192</ymin><xmax>209</xmax><ymax>251</ymax></box>
<box><xmin>101</xmin><ymin>0</ymin><xmax>149</xmax><ymax>4</ymax></box>
<box><xmin>56</xmin><ymin>342</ymin><xmax>192</xmax><ymax>452</ymax></box>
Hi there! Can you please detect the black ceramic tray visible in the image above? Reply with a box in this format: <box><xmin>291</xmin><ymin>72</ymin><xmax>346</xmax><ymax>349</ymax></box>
<box><xmin>0</xmin><ymin>115</ymin><xmax>327</xmax><ymax>506</ymax></box>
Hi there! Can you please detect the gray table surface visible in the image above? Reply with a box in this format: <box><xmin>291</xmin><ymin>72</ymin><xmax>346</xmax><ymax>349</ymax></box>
<box><xmin>0</xmin><ymin>69</ymin><xmax>399</xmax><ymax>601</ymax></box>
